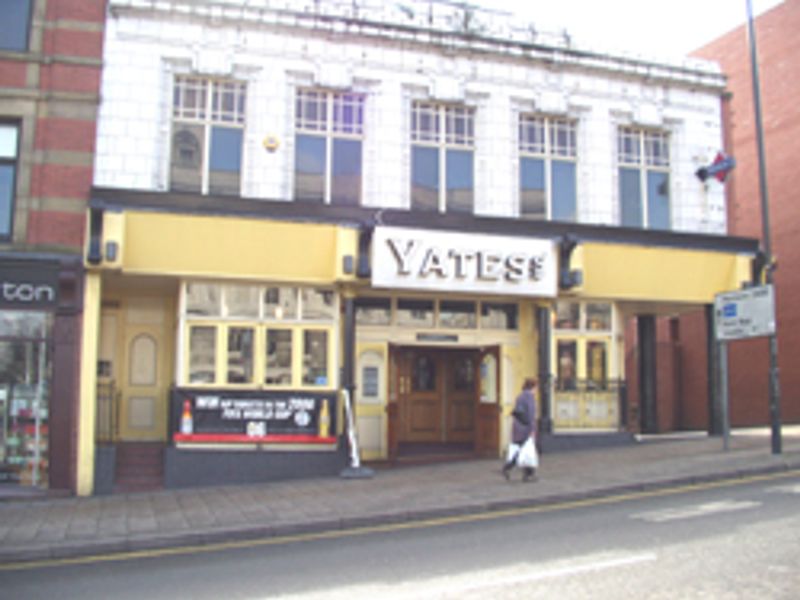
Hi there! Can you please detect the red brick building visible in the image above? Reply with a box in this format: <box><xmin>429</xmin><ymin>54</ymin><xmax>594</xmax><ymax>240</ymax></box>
<box><xmin>622</xmin><ymin>1</ymin><xmax>800</xmax><ymax>433</ymax></box>
<box><xmin>0</xmin><ymin>0</ymin><xmax>106</xmax><ymax>493</ymax></box>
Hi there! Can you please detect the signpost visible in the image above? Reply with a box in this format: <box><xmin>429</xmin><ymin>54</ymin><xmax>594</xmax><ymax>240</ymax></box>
<box><xmin>713</xmin><ymin>285</ymin><xmax>777</xmax><ymax>451</ymax></box>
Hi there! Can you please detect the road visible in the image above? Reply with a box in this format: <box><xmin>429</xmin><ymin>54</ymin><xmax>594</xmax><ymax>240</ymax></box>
<box><xmin>1</xmin><ymin>472</ymin><xmax>799</xmax><ymax>599</ymax></box>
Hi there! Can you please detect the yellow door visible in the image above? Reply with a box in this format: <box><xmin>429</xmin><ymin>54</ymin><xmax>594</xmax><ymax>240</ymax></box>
<box><xmin>118</xmin><ymin>297</ymin><xmax>172</xmax><ymax>442</ymax></box>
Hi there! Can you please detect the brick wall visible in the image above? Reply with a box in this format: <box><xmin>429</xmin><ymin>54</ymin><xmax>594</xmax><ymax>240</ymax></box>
<box><xmin>688</xmin><ymin>0</ymin><xmax>800</xmax><ymax>426</ymax></box>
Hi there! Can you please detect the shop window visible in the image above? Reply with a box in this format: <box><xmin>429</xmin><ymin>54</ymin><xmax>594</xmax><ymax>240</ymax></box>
<box><xmin>186</xmin><ymin>282</ymin><xmax>221</xmax><ymax>317</ymax></box>
<box><xmin>586</xmin><ymin>341</ymin><xmax>607</xmax><ymax>390</ymax></box>
<box><xmin>302</xmin><ymin>330</ymin><xmax>329</xmax><ymax>386</ymax></box>
<box><xmin>188</xmin><ymin>326</ymin><xmax>216</xmax><ymax>384</ymax></box>
<box><xmin>396</xmin><ymin>298</ymin><xmax>434</xmax><ymax>328</ymax></box>
<box><xmin>618</xmin><ymin>127</ymin><xmax>670</xmax><ymax>230</ymax></box>
<box><xmin>171</xmin><ymin>76</ymin><xmax>246</xmax><ymax>196</ymax></box>
<box><xmin>0</xmin><ymin>122</ymin><xmax>20</xmax><ymax>239</ymax></box>
<box><xmin>224</xmin><ymin>284</ymin><xmax>260</xmax><ymax>319</ymax></box>
<box><xmin>294</xmin><ymin>89</ymin><xmax>364</xmax><ymax>206</ymax></box>
<box><xmin>265</xmin><ymin>329</ymin><xmax>292</xmax><ymax>385</ymax></box>
<box><xmin>355</xmin><ymin>297</ymin><xmax>392</xmax><ymax>326</ymax></box>
<box><xmin>439</xmin><ymin>301</ymin><xmax>476</xmax><ymax>329</ymax></box>
<box><xmin>0</xmin><ymin>0</ymin><xmax>31</xmax><ymax>52</ymax></box>
<box><xmin>555</xmin><ymin>301</ymin><xmax>580</xmax><ymax>330</ymax></box>
<box><xmin>411</xmin><ymin>102</ymin><xmax>474</xmax><ymax>214</ymax></box>
<box><xmin>586</xmin><ymin>303</ymin><xmax>612</xmax><ymax>331</ymax></box>
<box><xmin>557</xmin><ymin>340</ymin><xmax>577</xmax><ymax>390</ymax></box>
<box><xmin>480</xmin><ymin>303</ymin><xmax>518</xmax><ymax>330</ymax></box>
<box><xmin>181</xmin><ymin>283</ymin><xmax>335</xmax><ymax>389</ymax></box>
<box><xmin>264</xmin><ymin>287</ymin><xmax>298</xmax><ymax>320</ymax></box>
<box><xmin>227</xmin><ymin>327</ymin><xmax>254</xmax><ymax>384</ymax></box>
<box><xmin>519</xmin><ymin>115</ymin><xmax>577</xmax><ymax>221</ymax></box>
<box><xmin>301</xmin><ymin>288</ymin><xmax>335</xmax><ymax>321</ymax></box>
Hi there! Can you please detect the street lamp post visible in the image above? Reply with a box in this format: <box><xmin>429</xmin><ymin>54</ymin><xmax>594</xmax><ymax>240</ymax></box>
<box><xmin>746</xmin><ymin>0</ymin><xmax>781</xmax><ymax>454</ymax></box>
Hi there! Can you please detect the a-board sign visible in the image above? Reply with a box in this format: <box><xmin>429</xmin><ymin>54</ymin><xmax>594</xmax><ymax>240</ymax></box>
<box><xmin>714</xmin><ymin>285</ymin><xmax>776</xmax><ymax>341</ymax></box>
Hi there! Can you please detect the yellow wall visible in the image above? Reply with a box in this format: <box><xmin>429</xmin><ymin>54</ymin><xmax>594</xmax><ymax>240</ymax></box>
<box><xmin>103</xmin><ymin>211</ymin><xmax>359</xmax><ymax>283</ymax></box>
<box><xmin>577</xmin><ymin>243</ymin><xmax>751</xmax><ymax>303</ymax></box>
<box><xmin>77</xmin><ymin>272</ymin><xmax>101</xmax><ymax>496</ymax></box>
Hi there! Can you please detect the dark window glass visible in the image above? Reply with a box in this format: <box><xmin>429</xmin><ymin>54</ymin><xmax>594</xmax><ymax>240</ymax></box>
<box><xmin>0</xmin><ymin>0</ymin><xmax>32</xmax><ymax>52</ymax></box>
<box><xmin>209</xmin><ymin>126</ymin><xmax>242</xmax><ymax>195</ymax></box>
<box><xmin>331</xmin><ymin>138</ymin><xmax>362</xmax><ymax>206</ymax></box>
<box><xmin>411</xmin><ymin>146</ymin><xmax>439</xmax><ymax>211</ymax></box>
<box><xmin>647</xmin><ymin>171</ymin><xmax>670</xmax><ymax>230</ymax></box>
<box><xmin>412</xmin><ymin>354</ymin><xmax>436</xmax><ymax>392</ymax></box>
<box><xmin>453</xmin><ymin>356</ymin><xmax>475</xmax><ymax>391</ymax></box>
<box><xmin>0</xmin><ymin>164</ymin><xmax>15</xmax><ymax>238</ymax></box>
<box><xmin>520</xmin><ymin>157</ymin><xmax>545</xmax><ymax>219</ymax></box>
<box><xmin>619</xmin><ymin>167</ymin><xmax>642</xmax><ymax>227</ymax></box>
<box><xmin>551</xmin><ymin>160</ymin><xmax>576</xmax><ymax>221</ymax></box>
<box><xmin>227</xmin><ymin>327</ymin><xmax>254</xmax><ymax>384</ymax></box>
<box><xmin>446</xmin><ymin>149</ymin><xmax>473</xmax><ymax>214</ymax></box>
<box><xmin>294</xmin><ymin>135</ymin><xmax>326</xmax><ymax>203</ymax></box>
<box><xmin>170</xmin><ymin>124</ymin><xmax>204</xmax><ymax>193</ymax></box>
<box><xmin>302</xmin><ymin>330</ymin><xmax>328</xmax><ymax>386</ymax></box>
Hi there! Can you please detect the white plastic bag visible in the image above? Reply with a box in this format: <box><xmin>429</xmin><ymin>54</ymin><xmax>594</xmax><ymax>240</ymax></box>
<box><xmin>517</xmin><ymin>437</ymin><xmax>538</xmax><ymax>469</ymax></box>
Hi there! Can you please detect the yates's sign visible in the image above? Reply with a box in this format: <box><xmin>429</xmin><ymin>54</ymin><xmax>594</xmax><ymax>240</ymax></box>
<box><xmin>371</xmin><ymin>226</ymin><xmax>557</xmax><ymax>297</ymax></box>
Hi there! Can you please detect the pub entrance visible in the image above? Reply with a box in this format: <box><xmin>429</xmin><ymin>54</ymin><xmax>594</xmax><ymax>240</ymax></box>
<box><xmin>391</xmin><ymin>345</ymin><xmax>496</xmax><ymax>462</ymax></box>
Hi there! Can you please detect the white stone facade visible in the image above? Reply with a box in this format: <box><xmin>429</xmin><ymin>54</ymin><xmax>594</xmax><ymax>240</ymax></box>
<box><xmin>94</xmin><ymin>0</ymin><xmax>730</xmax><ymax>234</ymax></box>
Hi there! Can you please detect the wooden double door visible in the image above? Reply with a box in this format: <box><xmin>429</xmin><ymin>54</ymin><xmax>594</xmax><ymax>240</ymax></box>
<box><xmin>396</xmin><ymin>348</ymin><xmax>479</xmax><ymax>444</ymax></box>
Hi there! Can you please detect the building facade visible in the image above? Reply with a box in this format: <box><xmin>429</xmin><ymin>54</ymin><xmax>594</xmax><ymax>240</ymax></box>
<box><xmin>78</xmin><ymin>0</ymin><xmax>757</xmax><ymax>495</ymax></box>
<box><xmin>0</xmin><ymin>0</ymin><xmax>106</xmax><ymax>494</ymax></box>
<box><xmin>679</xmin><ymin>0</ymin><xmax>799</xmax><ymax>430</ymax></box>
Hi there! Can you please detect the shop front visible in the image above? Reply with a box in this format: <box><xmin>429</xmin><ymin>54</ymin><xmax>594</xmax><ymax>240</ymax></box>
<box><xmin>0</xmin><ymin>255</ymin><xmax>82</xmax><ymax>492</ymax></box>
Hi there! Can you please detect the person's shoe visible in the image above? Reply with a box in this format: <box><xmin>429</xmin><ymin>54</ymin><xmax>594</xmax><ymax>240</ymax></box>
<box><xmin>522</xmin><ymin>469</ymin><xmax>538</xmax><ymax>482</ymax></box>
<box><xmin>502</xmin><ymin>465</ymin><xmax>511</xmax><ymax>481</ymax></box>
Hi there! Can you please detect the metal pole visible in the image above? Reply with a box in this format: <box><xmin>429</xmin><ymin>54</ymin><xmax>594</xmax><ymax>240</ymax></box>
<box><xmin>719</xmin><ymin>340</ymin><xmax>730</xmax><ymax>452</ymax></box>
<box><xmin>747</xmin><ymin>0</ymin><xmax>781</xmax><ymax>454</ymax></box>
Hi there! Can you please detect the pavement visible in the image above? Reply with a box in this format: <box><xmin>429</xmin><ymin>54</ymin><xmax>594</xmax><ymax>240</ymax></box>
<box><xmin>1</xmin><ymin>427</ymin><xmax>799</xmax><ymax>565</ymax></box>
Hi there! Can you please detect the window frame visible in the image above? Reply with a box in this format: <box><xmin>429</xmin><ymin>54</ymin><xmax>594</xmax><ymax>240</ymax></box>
<box><xmin>170</xmin><ymin>75</ymin><xmax>247</xmax><ymax>196</ymax></box>
<box><xmin>294</xmin><ymin>88</ymin><xmax>365</xmax><ymax>206</ymax></box>
<box><xmin>518</xmin><ymin>114</ymin><xmax>578</xmax><ymax>222</ymax></box>
<box><xmin>180</xmin><ymin>282</ymin><xmax>337</xmax><ymax>390</ymax></box>
<box><xmin>411</xmin><ymin>101</ymin><xmax>475</xmax><ymax>214</ymax></box>
<box><xmin>618</xmin><ymin>127</ymin><xmax>671</xmax><ymax>230</ymax></box>
<box><xmin>0</xmin><ymin>121</ymin><xmax>21</xmax><ymax>240</ymax></box>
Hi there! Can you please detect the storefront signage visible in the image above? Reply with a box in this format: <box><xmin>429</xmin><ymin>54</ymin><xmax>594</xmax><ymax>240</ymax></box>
<box><xmin>173</xmin><ymin>390</ymin><xmax>337</xmax><ymax>441</ymax></box>
<box><xmin>371</xmin><ymin>226</ymin><xmax>557</xmax><ymax>297</ymax></box>
<box><xmin>0</xmin><ymin>262</ymin><xmax>59</xmax><ymax>309</ymax></box>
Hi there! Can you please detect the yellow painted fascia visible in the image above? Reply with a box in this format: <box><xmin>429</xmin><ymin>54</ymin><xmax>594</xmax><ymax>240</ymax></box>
<box><xmin>578</xmin><ymin>243</ymin><xmax>752</xmax><ymax>303</ymax></box>
<box><xmin>99</xmin><ymin>211</ymin><xmax>358</xmax><ymax>283</ymax></box>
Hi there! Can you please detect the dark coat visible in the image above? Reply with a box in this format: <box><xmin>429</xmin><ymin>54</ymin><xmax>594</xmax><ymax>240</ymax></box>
<box><xmin>511</xmin><ymin>388</ymin><xmax>536</xmax><ymax>444</ymax></box>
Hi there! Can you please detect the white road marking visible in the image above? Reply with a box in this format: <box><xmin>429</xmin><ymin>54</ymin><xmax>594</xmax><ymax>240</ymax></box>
<box><xmin>272</xmin><ymin>552</ymin><xmax>658</xmax><ymax>600</ymax></box>
<box><xmin>632</xmin><ymin>500</ymin><xmax>761</xmax><ymax>523</ymax></box>
<box><xmin>767</xmin><ymin>484</ymin><xmax>800</xmax><ymax>495</ymax></box>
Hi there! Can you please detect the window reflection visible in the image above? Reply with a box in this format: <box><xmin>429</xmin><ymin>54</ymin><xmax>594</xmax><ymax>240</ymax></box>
<box><xmin>587</xmin><ymin>341</ymin><xmax>607</xmax><ymax>390</ymax></box>
<box><xmin>189</xmin><ymin>326</ymin><xmax>216</xmax><ymax>383</ymax></box>
<box><xmin>453</xmin><ymin>357</ymin><xmax>474</xmax><ymax>391</ymax></box>
<box><xmin>303</xmin><ymin>330</ymin><xmax>328</xmax><ymax>386</ymax></box>
<box><xmin>555</xmin><ymin>302</ymin><xmax>580</xmax><ymax>330</ymax></box>
<box><xmin>480</xmin><ymin>303</ymin><xmax>518</xmax><ymax>330</ymax></box>
<box><xmin>412</xmin><ymin>355</ymin><xmax>436</xmax><ymax>392</ymax></box>
<box><xmin>227</xmin><ymin>327</ymin><xmax>254</xmax><ymax>384</ymax></box>
<box><xmin>557</xmin><ymin>340</ymin><xmax>577</xmax><ymax>390</ymax></box>
<box><xmin>265</xmin><ymin>329</ymin><xmax>292</xmax><ymax>385</ymax></box>
<box><xmin>439</xmin><ymin>301</ymin><xmax>476</xmax><ymax>329</ymax></box>
<box><xmin>186</xmin><ymin>283</ymin><xmax>221</xmax><ymax>317</ymax></box>
<box><xmin>301</xmin><ymin>288</ymin><xmax>335</xmax><ymax>321</ymax></box>
<box><xmin>396</xmin><ymin>299</ymin><xmax>434</xmax><ymax>328</ymax></box>
<box><xmin>355</xmin><ymin>297</ymin><xmax>391</xmax><ymax>326</ymax></box>
<box><xmin>264</xmin><ymin>287</ymin><xmax>298</xmax><ymax>320</ymax></box>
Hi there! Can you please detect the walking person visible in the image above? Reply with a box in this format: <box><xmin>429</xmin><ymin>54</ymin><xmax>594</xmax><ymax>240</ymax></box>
<box><xmin>502</xmin><ymin>377</ymin><xmax>539</xmax><ymax>482</ymax></box>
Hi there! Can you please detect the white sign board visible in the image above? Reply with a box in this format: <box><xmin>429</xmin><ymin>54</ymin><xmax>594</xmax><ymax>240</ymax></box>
<box><xmin>371</xmin><ymin>226</ymin><xmax>557</xmax><ymax>297</ymax></box>
<box><xmin>714</xmin><ymin>285</ymin><xmax>776</xmax><ymax>341</ymax></box>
